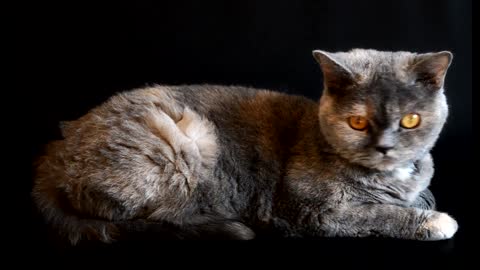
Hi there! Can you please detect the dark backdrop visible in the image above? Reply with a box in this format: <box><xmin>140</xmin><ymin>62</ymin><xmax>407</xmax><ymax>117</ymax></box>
<box><xmin>22</xmin><ymin>0</ymin><xmax>471</xmax><ymax>260</ymax></box>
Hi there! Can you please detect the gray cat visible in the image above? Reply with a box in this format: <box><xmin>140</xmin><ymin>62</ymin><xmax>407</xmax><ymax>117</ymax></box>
<box><xmin>32</xmin><ymin>48</ymin><xmax>458</xmax><ymax>244</ymax></box>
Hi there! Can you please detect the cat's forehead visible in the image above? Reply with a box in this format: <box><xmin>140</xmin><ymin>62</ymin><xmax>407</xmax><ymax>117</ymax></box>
<box><xmin>336</xmin><ymin>79</ymin><xmax>434</xmax><ymax>116</ymax></box>
<box><xmin>335</xmin><ymin>49</ymin><xmax>414</xmax><ymax>67</ymax></box>
<box><xmin>333</xmin><ymin>49</ymin><xmax>415</xmax><ymax>83</ymax></box>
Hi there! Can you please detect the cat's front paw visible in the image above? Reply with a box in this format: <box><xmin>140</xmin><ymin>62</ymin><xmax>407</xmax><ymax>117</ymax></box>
<box><xmin>416</xmin><ymin>211</ymin><xmax>458</xmax><ymax>240</ymax></box>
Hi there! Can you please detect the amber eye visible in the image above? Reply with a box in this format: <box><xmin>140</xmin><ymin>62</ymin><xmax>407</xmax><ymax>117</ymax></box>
<box><xmin>348</xmin><ymin>116</ymin><xmax>369</xmax><ymax>131</ymax></box>
<box><xmin>401</xmin><ymin>113</ymin><xmax>421</xmax><ymax>129</ymax></box>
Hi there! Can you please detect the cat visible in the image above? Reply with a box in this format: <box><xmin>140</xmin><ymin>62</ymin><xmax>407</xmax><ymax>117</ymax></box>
<box><xmin>32</xmin><ymin>48</ymin><xmax>457</xmax><ymax>244</ymax></box>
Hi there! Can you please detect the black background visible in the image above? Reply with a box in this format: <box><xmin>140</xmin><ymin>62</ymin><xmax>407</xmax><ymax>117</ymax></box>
<box><xmin>21</xmin><ymin>0</ymin><xmax>471</xmax><ymax>261</ymax></box>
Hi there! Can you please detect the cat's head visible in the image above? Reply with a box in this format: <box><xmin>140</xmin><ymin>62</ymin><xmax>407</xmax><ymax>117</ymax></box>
<box><xmin>313</xmin><ymin>49</ymin><xmax>452</xmax><ymax>171</ymax></box>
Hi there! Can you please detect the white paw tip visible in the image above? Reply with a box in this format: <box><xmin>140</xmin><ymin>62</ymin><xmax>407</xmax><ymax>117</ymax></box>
<box><xmin>424</xmin><ymin>212</ymin><xmax>458</xmax><ymax>240</ymax></box>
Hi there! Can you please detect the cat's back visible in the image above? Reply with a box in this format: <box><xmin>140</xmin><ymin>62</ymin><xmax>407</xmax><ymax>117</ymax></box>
<box><xmin>97</xmin><ymin>84</ymin><xmax>318</xmax><ymax>137</ymax></box>
<box><xmin>55</xmin><ymin>83</ymin><xmax>319</xmax><ymax>192</ymax></box>
<box><xmin>57</xmin><ymin>83</ymin><xmax>317</xmax><ymax>157</ymax></box>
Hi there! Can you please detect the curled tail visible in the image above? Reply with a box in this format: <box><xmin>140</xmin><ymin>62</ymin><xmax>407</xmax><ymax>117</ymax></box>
<box><xmin>32</xmin><ymin>184</ymin><xmax>255</xmax><ymax>245</ymax></box>
<box><xmin>114</xmin><ymin>216</ymin><xmax>256</xmax><ymax>241</ymax></box>
<box><xmin>32</xmin><ymin>183</ymin><xmax>120</xmax><ymax>245</ymax></box>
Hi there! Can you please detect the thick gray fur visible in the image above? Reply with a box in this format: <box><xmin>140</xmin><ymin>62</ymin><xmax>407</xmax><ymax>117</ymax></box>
<box><xmin>32</xmin><ymin>49</ymin><xmax>457</xmax><ymax>244</ymax></box>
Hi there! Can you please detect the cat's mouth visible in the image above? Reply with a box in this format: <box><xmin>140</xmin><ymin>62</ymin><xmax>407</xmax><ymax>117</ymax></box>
<box><xmin>379</xmin><ymin>157</ymin><xmax>397</xmax><ymax>168</ymax></box>
<box><xmin>361</xmin><ymin>154</ymin><xmax>400</xmax><ymax>171</ymax></box>
<box><xmin>367</xmin><ymin>160</ymin><xmax>397</xmax><ymax>171</ymax></box>
<box><xmin>381</xmin><ymin>155</ymin><xmax>396</xmax><ymax>163</ymax></box>
<box><xmin>348</xmin><ymin>150</ymin><xmax>405</xmax><ymax>171</ymax></box>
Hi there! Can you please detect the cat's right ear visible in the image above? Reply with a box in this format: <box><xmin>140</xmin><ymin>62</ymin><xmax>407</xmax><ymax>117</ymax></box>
<box><xmin>410</xmin><ymin>51</ymin><xmax>453</xmax><ymax>91</ymax></box>
<box><xmin>313</xmin><ymin>50</ymin><xmax>357</xmax><ymax>91</ymax></box>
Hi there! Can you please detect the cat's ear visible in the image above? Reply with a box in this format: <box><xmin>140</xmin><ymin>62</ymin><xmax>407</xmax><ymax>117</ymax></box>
<box><xmin>313</xmin><ymin>50</ymin><xmax>357</xmax><ymax>91</ymax></box>
<box><xmin>410</xmin><ymin>51</ymin><xmax>453</xmax><ymax>90</ymax></box>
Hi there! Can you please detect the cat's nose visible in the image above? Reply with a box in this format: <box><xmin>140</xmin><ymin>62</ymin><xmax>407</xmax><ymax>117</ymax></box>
<box><xmin>375</xmin><ymin>146</ymin><xmax>394</xmax><ymax>154</ymax></box>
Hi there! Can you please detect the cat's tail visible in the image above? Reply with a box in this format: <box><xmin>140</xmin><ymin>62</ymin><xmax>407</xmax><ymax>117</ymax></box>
<box><xmin>32</xmin><ymin>181</ymin><xmax>255</xmax><ymax>245</ymax></box>
<box><xmin>113</xmin><ymin>216</ymin><xmax>256</xmax><ymax>242</ymax></box>
<box><xmin>31</xmin><ymin>181</ymin><xmax>118</xmax><ymax>245</ymax></box>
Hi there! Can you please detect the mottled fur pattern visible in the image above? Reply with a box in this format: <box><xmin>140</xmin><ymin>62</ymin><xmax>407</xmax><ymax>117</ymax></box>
<box><xmin>32</xmin><ymin>49</ymin><xmax>458</xmax><ymax>244</ymax></box>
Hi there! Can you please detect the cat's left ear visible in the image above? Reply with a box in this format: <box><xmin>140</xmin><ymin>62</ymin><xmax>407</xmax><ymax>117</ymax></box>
<box><xmin>411</xmin><ymin>51</ymin><xmax>453</xmax><ymax>90</ymax></box>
